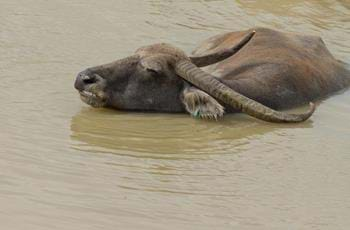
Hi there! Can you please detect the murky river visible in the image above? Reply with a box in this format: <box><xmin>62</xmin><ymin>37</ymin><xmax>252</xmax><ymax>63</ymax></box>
<box><xmin>1</xmin><ymin>0</ymin><xmax>350</xmax><ymax>229</ymax></box>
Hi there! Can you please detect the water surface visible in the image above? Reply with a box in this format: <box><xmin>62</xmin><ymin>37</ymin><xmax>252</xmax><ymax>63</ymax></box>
<box><xmin>1</xmin><ymin>0</ymin><xmax>350</xmax><ymax>229</ymax></box>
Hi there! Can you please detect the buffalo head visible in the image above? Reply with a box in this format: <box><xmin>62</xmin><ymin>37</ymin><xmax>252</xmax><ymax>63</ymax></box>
<box><xmin>75</xmin><ymin>43</ymin><xmax>189</xmax><ymax>112</ymax></box>
<box><xmin>74</xmin><ymin>31</ymin><xmax>315</xmax><ymax>123</ymax></box>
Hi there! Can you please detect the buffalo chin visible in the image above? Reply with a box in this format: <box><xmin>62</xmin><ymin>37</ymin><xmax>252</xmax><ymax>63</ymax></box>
<box><xmin>79</xmin><ymin>90</ymin><xmax>107</xmax><ymax>108</ymax></box>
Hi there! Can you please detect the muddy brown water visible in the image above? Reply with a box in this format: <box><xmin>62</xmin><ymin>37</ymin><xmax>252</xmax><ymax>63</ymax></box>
<box><xmin>1</xmin><ymin>1</ymin><xmax>350</xmax><ymax>229</ymax></box>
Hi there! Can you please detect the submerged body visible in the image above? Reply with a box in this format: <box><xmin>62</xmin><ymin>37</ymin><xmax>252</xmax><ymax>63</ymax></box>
<box><xmin>74</xmin><ymin>28</ymin><xmax>350</xmax><ymax>122</ymax></box>
<box><xmin>193</xmin><ymin>28</ymin><xmax>350</xmax><ymax>111</ymax></box>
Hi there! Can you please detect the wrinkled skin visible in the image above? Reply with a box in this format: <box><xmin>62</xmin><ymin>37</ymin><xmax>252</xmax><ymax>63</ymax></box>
<box><xmin>74</xmin><ymin>27</ymin><xmax>350</xmax><ymax>121</ymax></box>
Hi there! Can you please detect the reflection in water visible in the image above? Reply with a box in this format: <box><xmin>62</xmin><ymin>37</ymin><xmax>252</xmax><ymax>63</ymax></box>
<box><xmin>70</xmin><ymin>107</ymin><xmax>312</xmax><ymax>157</ymax></box>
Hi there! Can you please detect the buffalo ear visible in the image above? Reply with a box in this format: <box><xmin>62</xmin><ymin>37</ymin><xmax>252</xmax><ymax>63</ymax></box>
<box><xmin>140</xmin><ymin>58</ymin><xmax>163</xmax><ymax>74</ymax></box>
<box><xmin>181</xmin><ymin>86</ymin><xmax>224</xmax><ymax>120</ymax></box>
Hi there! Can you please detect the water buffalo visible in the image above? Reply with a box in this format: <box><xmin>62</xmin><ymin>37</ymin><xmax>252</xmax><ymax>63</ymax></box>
<box><xmin>74</xmin><ymin>27</ymin><xmax>350</xmax><ymax>123</ymax></box>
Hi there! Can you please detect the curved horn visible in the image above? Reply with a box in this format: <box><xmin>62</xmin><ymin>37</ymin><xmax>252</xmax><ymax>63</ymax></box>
<box><xmin>190</xmin><ymin>30</ymin><xmax>255</xmax><ymax>67</ymax></box>
<box><xmin>175</xmin><ymin>60</ymin><xmax>316</xmax><ymax>123</ymax></box>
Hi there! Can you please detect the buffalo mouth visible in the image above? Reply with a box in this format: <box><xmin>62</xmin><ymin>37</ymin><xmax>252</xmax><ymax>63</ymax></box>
<box><xmin>75</xmin><ymin>72</ymin><xmax>108</xmax><ymax>108</ymax></box>
<box><xmin>78</xmin><ymin>90</ymin><xmax>107</xmax><ymax>108</ymax></box>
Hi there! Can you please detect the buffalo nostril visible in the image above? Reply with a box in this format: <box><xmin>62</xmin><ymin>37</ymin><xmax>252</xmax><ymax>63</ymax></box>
<box><xmin>82</xmin><ymin>75</ymin><xmax>96</xmax><ymax>84</ymax></box>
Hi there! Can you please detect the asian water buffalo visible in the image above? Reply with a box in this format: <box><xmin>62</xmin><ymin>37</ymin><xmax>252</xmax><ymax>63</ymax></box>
<box><xmin>74</xmin><ymin>27</ymin><xmax>350</xmax><ymax>123</ymax></box>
